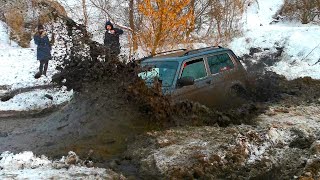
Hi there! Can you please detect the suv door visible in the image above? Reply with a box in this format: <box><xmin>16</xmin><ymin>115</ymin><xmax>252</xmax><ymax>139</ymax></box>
<box><xmin>205</xmin><ymin>52</ymin><xmax>239</xmax><ymax>103</ymax></box>
<box><xmin>172</xmin><ymin>58</ymin><xmax>211</xmax><ymax>103</ymax></box>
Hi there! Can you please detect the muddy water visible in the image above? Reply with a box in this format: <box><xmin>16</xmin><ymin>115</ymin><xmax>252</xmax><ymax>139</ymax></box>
<box><xmin>0</xmin><ymin>81</ymin><xmax>153</xmax><ymax>161</ymax></box>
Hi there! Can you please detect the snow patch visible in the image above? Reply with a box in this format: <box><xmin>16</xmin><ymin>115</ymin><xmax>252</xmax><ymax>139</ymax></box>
<box><xmin>230</xmin><ymin>0</ymin><xmax>320</xmax><ymax>79</ymax></box>
<box><xmin>0</xmin><ymin>21</ymin><xmax>19</xmax><ymax>48</ymax></box>
<box><xmin>0</xmin><ymin>87</ymin><xmax>73</xmax><ymax>111</ymax></box>
<box><xmin>0</xmin><ymin>151</ymin><xmax>110</xmax><ymax>179</ymax></box>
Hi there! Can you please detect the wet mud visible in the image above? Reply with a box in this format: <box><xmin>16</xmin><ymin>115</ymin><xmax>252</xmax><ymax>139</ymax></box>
<box><xmin>1</xmin><ymin>5</ymin><xmax>320</xmax><ymax>178</ymax></box>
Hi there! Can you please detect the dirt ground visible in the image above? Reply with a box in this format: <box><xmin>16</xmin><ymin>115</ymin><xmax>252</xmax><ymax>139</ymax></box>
<box><xmin>1</xmin><ymin>13</ymin><xmax>320</xmax><ymax>179</ymax></box>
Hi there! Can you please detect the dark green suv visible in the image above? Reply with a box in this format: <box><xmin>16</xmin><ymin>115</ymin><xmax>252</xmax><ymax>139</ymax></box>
<box><xmin>138</xmin><ymin>46</ymin><xmax>248</xmax><ymax>107</ymax></box>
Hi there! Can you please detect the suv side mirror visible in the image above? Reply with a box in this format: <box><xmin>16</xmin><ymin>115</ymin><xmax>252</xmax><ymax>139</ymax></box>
<box><xmin>177</xmin><ymin>76</ymin><xmax>195</xmax><ymax>88</ymax></box>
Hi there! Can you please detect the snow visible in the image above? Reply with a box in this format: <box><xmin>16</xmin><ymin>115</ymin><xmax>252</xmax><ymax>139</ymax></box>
<box><xmin>245</xmin><ymin>105</ymin><xmax>320</xmax><ymax>164</ymax></box>
<box><xmin>0</xmin><ymin>87</ymin><xmax>72</xmax><ymax>111</ymax></box>
<box><xmin>0</xmin><ymin>151</ymin><xmax>110</xmax><ymax>179</ymax></box>
<box><xmin>0</xmin><ymin>21</ymin><xmax>18</xmax><ymax>48</ymax></box>
<box><xmin>243</xmin><ymin>0</ymin><xmax>285</xmax><ymax>28</ymax></box>
<box><xmin>0</xmin><ymin>21</ymin><xmax>73</xmax><ymax>112</ymax></box>
<box><xmin>230</xmin><ymin>0</ymin><xmax>320</xmax><ymax>80</ymax></box>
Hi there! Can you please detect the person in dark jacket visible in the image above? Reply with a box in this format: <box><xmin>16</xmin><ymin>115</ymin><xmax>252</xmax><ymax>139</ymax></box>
<box><xmin>34</xmin><ymin>25</ymin><xmax>53</xmax><ymax>77</ymax></box>
<box><xmin>104</xmin><ymin>21</ymin><xmax>123</xmax><ymax>56</ymax></box>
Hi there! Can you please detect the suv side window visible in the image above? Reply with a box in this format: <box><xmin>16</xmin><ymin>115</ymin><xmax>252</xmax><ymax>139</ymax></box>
<box><xmin>207</xmin><ymin>53</ymin><xmax>235</xmax><ymax>74</ymax></box>
<box><xmin>181</xmin><ymin>58</ymin><xmax>207</xmax><ymax>80</ymax></box>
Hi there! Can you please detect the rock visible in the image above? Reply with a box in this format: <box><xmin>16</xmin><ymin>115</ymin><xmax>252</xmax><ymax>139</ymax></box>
<box><xmin>157</xmin><ymin>138</ymin><xmax>173</xmax><ymax>148</ymax></box>
<box><xmin>275</xmin><ymin>47</ymin><xmax>284</xmax><ymax>58</ymax></box>
<box><xmin>83</xmin><ymin>160</ymin><xmax>94</xmax><ymax>168</ymax></box>
<box><xmin>52</xmin><ymin>162</ymin><xmax>69</xmax><ymax>169</ymax></box>
<box><xmin>1</xmin><ymin>94</ymin><xmax>14</xmax><ymax>102</ymax></box>
<box><xmin>44</xmin><ymin>94</ymin><xmax>53</xmax><ymax>100</ymax></box>
<box><xmin>0</xmin><ymin>90</ymin><xmax>7</xmax><ymax>97</ymax></box>
<box><xmin>249</xmin><ymin>47</ymin><xmax>262</xmax><ymax>56</ymax></box>
<box><xmin>304</xmin><ymin>171</ymin><xmax>312</xmax><ymax>177</ymax></box>
<box><xmin>65</xmin><ymin>151</ymin><xmax>79</xmax><ymax>165</ymax></box>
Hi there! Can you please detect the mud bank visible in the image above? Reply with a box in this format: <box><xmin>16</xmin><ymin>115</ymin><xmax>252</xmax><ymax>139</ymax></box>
<box><xmin>112</xmin><ymin>49</ymin><xmax>320</xmax><ymax>178</ymax></box>
<box><xmin>124</xmin><ymin>104</ymin><xmax>320</xmax><ymax>179</ymax></box>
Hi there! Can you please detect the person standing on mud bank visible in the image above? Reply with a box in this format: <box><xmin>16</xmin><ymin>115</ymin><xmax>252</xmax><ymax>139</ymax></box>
<box><xmin>104</xmin><ymin>21</ymin><xmax>124</xmax><ymax>56</ymax></box>
<box><xmin>34</xmin><ymin>25</ymin><xmax>54</xmax><ymax>77</ymax></box>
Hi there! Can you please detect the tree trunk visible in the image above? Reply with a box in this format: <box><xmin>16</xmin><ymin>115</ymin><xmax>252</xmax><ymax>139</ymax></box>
<box><xmin>151</xmin><ymin>1</ymin><xmax>164</xmax><ymax>55</ymax></box>
<box><xmin>186</xmin><ymin>0</ymin><xmax>195</xmax><ymax>38</ymax></box>
<box><xmin>82</xmin><ymin>0</ymin><xmax>88</xmax><ymax>26</ymax></box>
<box><xmin>129</xmin><ymin>0</ymin><xmax>138</xmax><ymax>51</ymax></box>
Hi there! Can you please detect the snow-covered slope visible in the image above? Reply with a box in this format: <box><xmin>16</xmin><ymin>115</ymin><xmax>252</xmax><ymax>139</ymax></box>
<box><xmin>0</xmin><ymin>21</ymin><xmax>73</xmax><ymax>111</ymax></box>
<box><xmin>230</xmin><ymin>0</ymin><xmax>320</xmax><ymax>79</ymax></box>
<box><xmin>0</xmin><ymin>21</ymin><xmax>18</xmax><ymax>48</ymax></box>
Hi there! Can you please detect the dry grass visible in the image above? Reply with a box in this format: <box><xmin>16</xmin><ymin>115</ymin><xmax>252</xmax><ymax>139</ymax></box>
<box><xmin>32</xmin><ymin>0</ymin><xmax>67</xmax><ymax>25</ymax></box>
<box><xmin>2</xmin><ymin>0</ymin><xmax>67</xmax><ymax>47</ymax></box>
<box><xmin>4</xmin><ymin>8</ymin><xmax>31</xmax><ymax>48</ymax></box>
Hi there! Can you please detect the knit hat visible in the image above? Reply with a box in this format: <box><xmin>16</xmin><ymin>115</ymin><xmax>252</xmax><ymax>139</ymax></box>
<box><xmin>38</xmin><ymin>24</ymin><xmax>44</xmax><ymax>30</ymax></box>
<box><xmin>105</xmin><ymin>21</ymin><xmax>114</xmax><ymax>29</ymax></box>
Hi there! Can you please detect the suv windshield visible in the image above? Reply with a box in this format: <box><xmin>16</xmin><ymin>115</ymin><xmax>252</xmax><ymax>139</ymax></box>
<box><xmin>138</xmin><ymin>61</ymin><xmax>179</xmax><ymax>87</ymax></box>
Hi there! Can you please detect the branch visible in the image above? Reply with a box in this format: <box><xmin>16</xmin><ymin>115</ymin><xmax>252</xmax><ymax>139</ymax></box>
<box><xmin>88</xmin><ymin>0</ymin><xmax>132</xmax><ymax>32</ymax></box>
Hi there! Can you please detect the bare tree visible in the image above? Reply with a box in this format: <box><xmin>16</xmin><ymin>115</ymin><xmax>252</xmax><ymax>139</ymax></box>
<box><xmin>187</xmin><ymin>0</ymin><xmax>248</xmax><ymax>45</ymax></box>
<box><xmin>281</xmin><ymin>0</ymin><xmax>320</xmax><ymax>24</ymax></box>
<box><xmin>129</xmin><ymin>0</ymin><xmax>137</xmax><ymax>51</ymax></box>
<box><xmin>82</xmin><ymin>0</ymin><xmax>88</xmax><ymax>26</ymax></box>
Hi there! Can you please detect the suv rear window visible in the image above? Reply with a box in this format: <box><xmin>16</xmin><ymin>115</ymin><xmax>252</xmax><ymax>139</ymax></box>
<box><xmin>207</xmin><ymin>53</ymin><xmax>234</xmax><ymax>74</ymax></box>
<box><xmin>181</xmin><ymin>59</ymin><xmax>207</xmax><ymax>80</ymax></box>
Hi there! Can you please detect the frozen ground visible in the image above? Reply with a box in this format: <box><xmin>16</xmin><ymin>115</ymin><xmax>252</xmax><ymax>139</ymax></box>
<box><xmin>0</xmin><ymin>151</ymin><xmax>123</xmax><ymax>179</ymax></box>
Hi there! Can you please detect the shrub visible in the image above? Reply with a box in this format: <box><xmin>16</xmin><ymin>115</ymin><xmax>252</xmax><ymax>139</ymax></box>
<box><xmin>280</xmin><ymin>0</ymin><xmax>320</xmax><ymax>24</ymax></box>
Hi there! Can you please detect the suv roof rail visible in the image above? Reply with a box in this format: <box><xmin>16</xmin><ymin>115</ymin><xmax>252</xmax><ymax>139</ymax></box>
<box><xmin>137</xmin><ymin>48</ymin><xmax>187</xmax><ymax>62</ymax></box>
<box><xmin>184</xmin><ymin>46</ymin><xmax>223</xmax><ymax>56</ymax></box>
<box><xmin>136</xmin><ymin>46</ymin><xmax>224</xmax><ymax>62</ymax></box>
<box><xmin>154</xmin><ymin>48</ymin><xmax>187</xmax><ymax>56</ymax></box>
